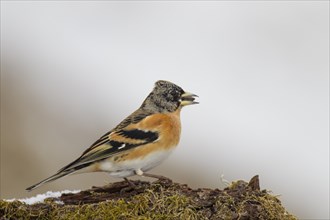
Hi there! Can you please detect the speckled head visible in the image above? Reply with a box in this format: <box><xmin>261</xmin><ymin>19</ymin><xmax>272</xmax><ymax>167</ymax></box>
<box><xmin>142</xmin><ymin>80</ymin><xmax>198</xmax><ymax>113</ymax></box>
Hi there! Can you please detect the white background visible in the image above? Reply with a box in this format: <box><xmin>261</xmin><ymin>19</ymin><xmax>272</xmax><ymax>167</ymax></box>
<box><xmin>1</xmin><ymin>1</ymin><xmax>329</xmax><ymax>219</ymax></box>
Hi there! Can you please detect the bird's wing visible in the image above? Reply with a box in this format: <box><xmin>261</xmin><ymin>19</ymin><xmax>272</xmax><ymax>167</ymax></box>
<box><xmin>57</xmin><ymin>109</ymin><xmax>156</xmax><ymax>173</ymax></box>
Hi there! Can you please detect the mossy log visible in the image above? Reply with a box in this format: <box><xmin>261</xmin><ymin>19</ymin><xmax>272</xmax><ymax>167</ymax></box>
<box><xmin>0</xmin><ymin>175</ymin><xmax>297</xmax><ymax>219</ymax></box>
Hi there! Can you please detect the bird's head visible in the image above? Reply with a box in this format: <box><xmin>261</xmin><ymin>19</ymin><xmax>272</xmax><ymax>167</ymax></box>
<box><xmin>142</xmin><ymin>80</ymin><xmax>198</xmax><ymax>113</ymax></box>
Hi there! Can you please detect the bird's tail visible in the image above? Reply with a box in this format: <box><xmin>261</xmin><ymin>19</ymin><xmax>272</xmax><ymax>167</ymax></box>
<box><xmin>26</xmin><ymin>170</ymin><xmax>75</xmax><ymax>191</ymax></box>
<box><xmin>26</xmin><ymin>154</ymin><xmax>96</xmax><ymax>191</ymax></box>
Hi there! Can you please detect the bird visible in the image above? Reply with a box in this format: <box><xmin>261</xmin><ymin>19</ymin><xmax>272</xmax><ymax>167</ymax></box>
<box><xmin>26</xmin><ymin>80</ymin><xmax>198</xmax><ymax>191</ymax></box>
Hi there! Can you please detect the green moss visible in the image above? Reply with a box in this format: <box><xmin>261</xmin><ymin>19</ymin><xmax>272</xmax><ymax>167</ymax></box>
<box><xmin>0</xmin><ymin>178</ymin><xmax>297</xmax><ymax>220</ymax></box>
<box><xmin>212</xmin><ymin>189</ymin><xmax>296</xmax><ymax>219</ymax></box>
<box><xmin>1</xmin><ymin>186</ymin><xmax>199</xmax><ymax>219</ymax></box>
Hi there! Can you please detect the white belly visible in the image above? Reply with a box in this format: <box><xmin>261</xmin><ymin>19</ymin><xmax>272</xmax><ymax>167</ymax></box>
<box><xmin>98</xmin><ymin>149</ymin><xmax>174</xmax><ymax>178</ymax></box>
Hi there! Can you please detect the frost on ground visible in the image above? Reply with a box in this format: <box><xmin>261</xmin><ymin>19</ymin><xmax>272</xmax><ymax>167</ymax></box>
<box><xmin>5</xmin><ymin>190</ymin><xmax>80</xmax><ymax>205</ymax></box>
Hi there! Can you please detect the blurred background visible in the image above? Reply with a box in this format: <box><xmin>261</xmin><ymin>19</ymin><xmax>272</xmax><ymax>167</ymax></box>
<box><xmin>1</xmin><ymin>1</ymin><xmax>329</xmax><ymax>219</ymax></box>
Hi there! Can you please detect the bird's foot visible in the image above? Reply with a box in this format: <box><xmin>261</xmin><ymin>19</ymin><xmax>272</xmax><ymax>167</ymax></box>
<box><xmin>120</xmin><ymin>178</ymin><xmax>147</xmax><ymax>194</ymax></box>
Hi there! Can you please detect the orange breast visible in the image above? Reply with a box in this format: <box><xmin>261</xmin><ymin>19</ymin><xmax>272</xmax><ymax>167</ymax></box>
<box><xmin>122</xmin><ymin>109</ymin><xmax>182</xmax><ymax>160</ymax></box>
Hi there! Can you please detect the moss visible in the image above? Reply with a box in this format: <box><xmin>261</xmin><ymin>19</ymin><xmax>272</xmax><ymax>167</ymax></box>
<box><xmin>0</xmin><ymin>176</ymin><xmax>297</xmax><ymax>220</ymax></box>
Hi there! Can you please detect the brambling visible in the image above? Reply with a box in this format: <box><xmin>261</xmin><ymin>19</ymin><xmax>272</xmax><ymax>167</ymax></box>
<box><xmin>26</xmin><ymin>80</ymin><xmax>198</xmax><ymax>191</ymax></box>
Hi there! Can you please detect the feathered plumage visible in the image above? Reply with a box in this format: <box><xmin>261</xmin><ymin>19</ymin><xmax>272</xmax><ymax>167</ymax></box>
<box><xmin>26</xmin><ymin>80</ymin><xmax>198</xmax><ymax>191</ymax></box>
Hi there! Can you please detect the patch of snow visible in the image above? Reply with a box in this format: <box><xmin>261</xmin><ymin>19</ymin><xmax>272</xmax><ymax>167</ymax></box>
<box><xmin>5</xmin><ymin>190</ymin><xmax>80</xmax><ymax>205</ymax></box>
<box><xmin>54</xmin><ymin>200</ymin><xmax>64</xmax><ymax>205</ymax></box>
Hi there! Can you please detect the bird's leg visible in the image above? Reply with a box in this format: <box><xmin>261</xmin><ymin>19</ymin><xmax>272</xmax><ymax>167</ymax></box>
<box><xmin>120</xmin><ymin>177</ymin><xmax>137</xmax><ymax>194</ymax></box>
<box><xmin>124</xmin><ymin>177</ymin><xmax>136</xmax><ymax>188</ymax></box>
<box><xmin>135</xmin><ymin>169</ymin><xmax>171</xmax><ymax>181</ymax></box>
<box><xmin>142</xmin><ymin>173</ymin><xmax>171</xmax><ymax>181</ymax></box>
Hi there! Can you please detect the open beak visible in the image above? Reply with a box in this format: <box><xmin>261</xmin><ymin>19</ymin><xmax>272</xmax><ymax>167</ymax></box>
<box><xmin>180</xmin><ymin>92</ymin><xmax>199</xmax><ymax>106</ymax></box>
